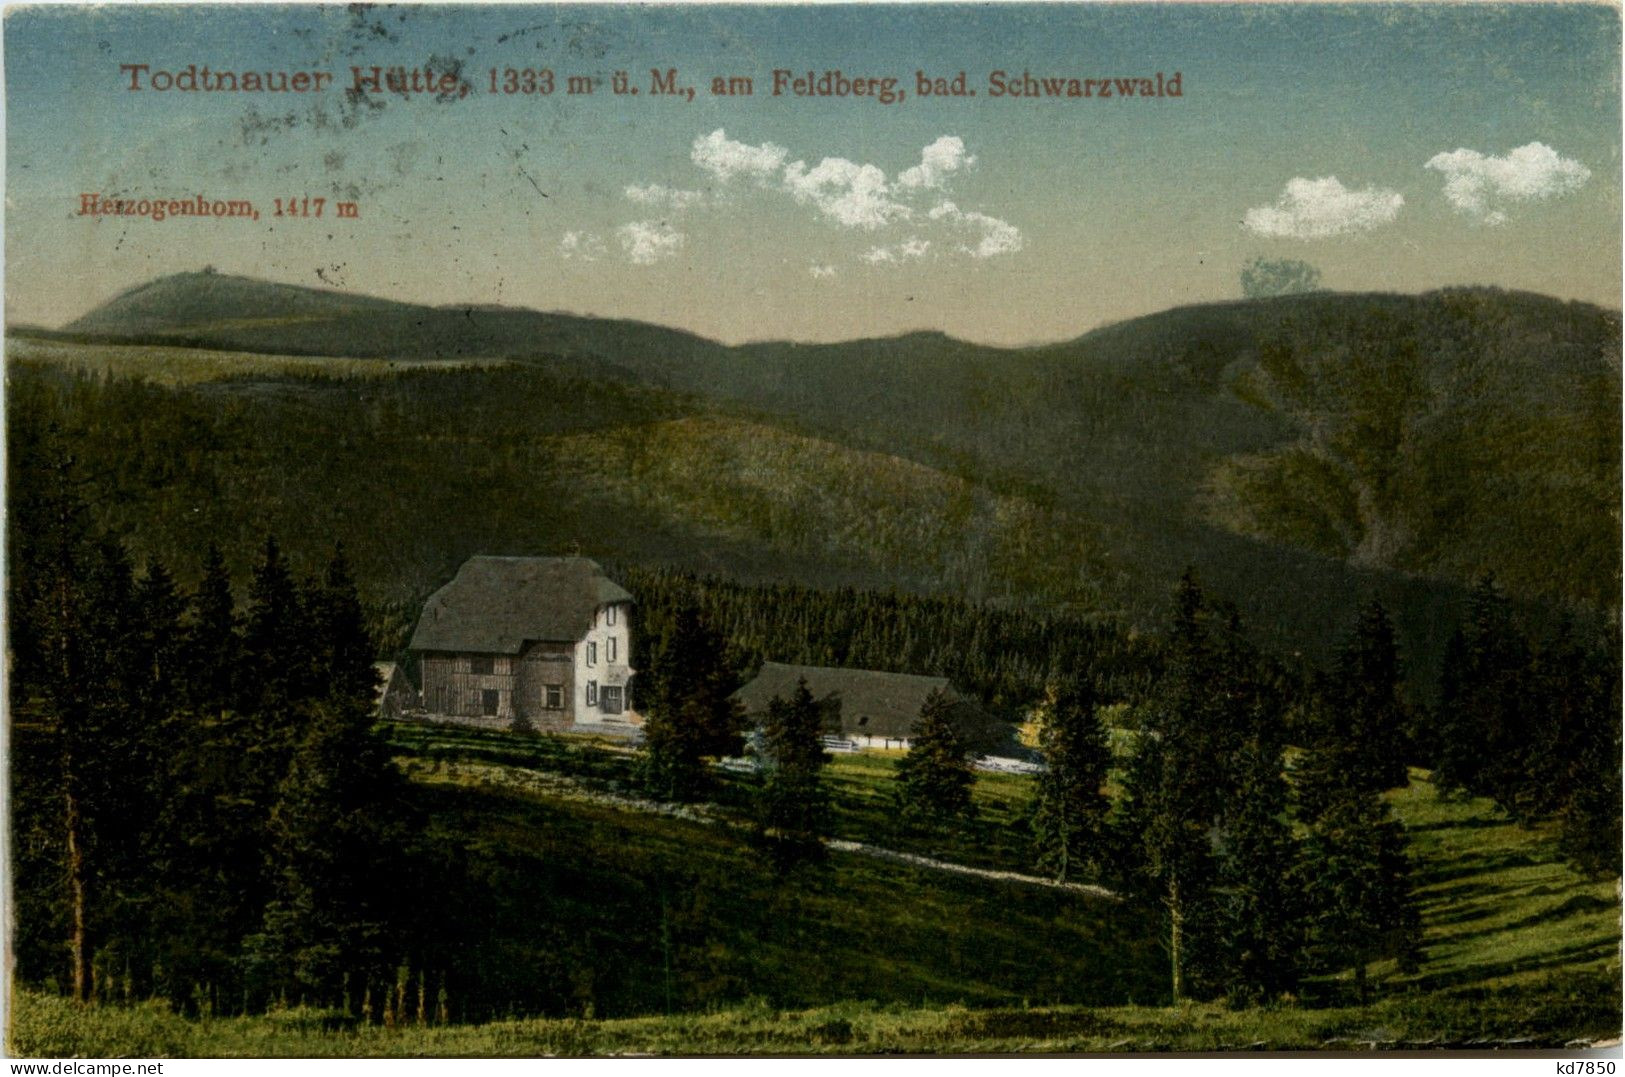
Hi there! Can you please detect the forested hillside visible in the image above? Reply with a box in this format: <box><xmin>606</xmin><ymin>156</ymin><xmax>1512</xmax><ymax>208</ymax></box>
<box><xmin>11</xmin><ymin>274</ymin><xmax>1619</xmax><ymax>678</ymax></box>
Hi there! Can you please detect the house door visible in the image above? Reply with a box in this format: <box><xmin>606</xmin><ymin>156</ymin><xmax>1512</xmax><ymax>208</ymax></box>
<box><xmin>481</xmin><ymin>689</ymin><xmax>500</xmax><ymax>717</ymax></box>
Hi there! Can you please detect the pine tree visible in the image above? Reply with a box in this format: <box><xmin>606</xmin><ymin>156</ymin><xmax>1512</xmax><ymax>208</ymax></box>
<box><xmin>132</xmin><ymin>562</ymin><xmax>187</xmax><ymax>720</ymax></box>
<box><xmin>895</xmin><ymin>689</ymin><xmax>977</xmax><ymax>824</ymax></box>
<box><xmin>1118</xmin><ymin>571</ymin><xmax>1297</xmax><ymax>1002</ymax></box>
<box><xmin>1556</xmin><ymin>627</ymin><xmax>1622</xmax><ymax>878</ymax></box>
<box><xmin>757</xmin><ymin>680</ymin><xmax>831</xmax><ymax>867</ymax></box>
<box><xmin>306</xmin><ymin>543</ymin><xmax>379</xmax><ymax>712</ymax></box>
<box><xmin>247</xmin><ymin>699</ymin><xmax>412</xmax><ymax>1008</ymax></box>
<box><xmin>241</xmin><ymin>535</ymin><xmax>314</xmax><ymax>719</ymax></box>
<box><xmin>1294</xmin><ymin>758</ymin><xmax>1422</xmax><ymax>1001</ymax></box>
<box><xmin>1214</xmin><ymin>738</ymin><xmax>1301</xmax><ymax>1003</ymax></box>
<box><xmin>638</xmin><ymin>602</ymin><xmax>745</xmax><ymax>800</ymax></box>
<box><xmin>1118</xmin><ymin>572</ymin><xmax>1234</xmax><ymax>1002</ymax></box>
<box><xmin>1434</xmin><ymin>575</ymin><xmax>1531</xmax><ymax>804</ymax></box>
<box><xmin>1030</xmin><ymin>677</ymin><xmax>1112</xmax><ymax>883</ymax></box>
<box><xmin>1325</xmin><ymin>601</ymin><xmax>1411</xmax><ymax>793</ymax></box>
<box><xmin>639</xmin><ymin>697</ymin><xmax>712</xmax><ymax>802</ymax></box>
<box><xmin>184</xmin><ymin>544</ymin><xmax>240</xmax><ymax>716</ymax></box>
<box><xmin>8</xmin><ymin>427</ymin><xmax>111</xmax><ymax>1001</ymax></box>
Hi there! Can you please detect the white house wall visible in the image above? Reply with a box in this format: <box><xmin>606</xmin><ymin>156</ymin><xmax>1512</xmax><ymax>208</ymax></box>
<box><xmin>573</xmin><ymin>600</ymin><xmax>635</xmax><ymax>723</ymax></box>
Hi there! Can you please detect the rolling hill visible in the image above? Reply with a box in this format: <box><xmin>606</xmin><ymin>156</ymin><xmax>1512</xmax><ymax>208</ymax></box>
<box><xmin>14</xmin><ymin>271</ymin><xmax>1620</xmax><ymax>674</ymax></box>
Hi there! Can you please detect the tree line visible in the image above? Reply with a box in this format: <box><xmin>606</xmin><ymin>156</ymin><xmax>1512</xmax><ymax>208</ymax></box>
<box><xmin>629</xmin><ymin>565</ymin><xmax>1620</xmax><ymax>1006</ymax></box>
<box><xmin>618</xmin><ymin>564</ymin><xmax>1157</xmax><ymax>714</ymax></box>
<box><xmin>10</xmin><ymin>422</ymin><xmax>428</xmax><ymax>1016</ymax></box>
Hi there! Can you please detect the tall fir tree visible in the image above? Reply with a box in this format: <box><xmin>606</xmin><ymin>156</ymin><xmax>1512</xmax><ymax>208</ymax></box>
<box><xmin>1029</xmin><ymin>677</ymin><xmax>1113</xmax><ymax>883</ymax></box>
<box><xmin>757</xmin><ymin>679</ymin><xmax>832</xmax><ymax>867</ymax></box>
<box><xmin>246</xmin><ymin>697</ymin><xmax>414</xmax><ymax>1010</ymax></box>
<box><xmin>1555</xmin><ymin>626</ymin><xmax>1623</xmax><ymax>879</ymax></box>
<box><xmin>184</xmin><ymin>543</ymin><xmax>240</xmax><ymax>716</ymax></box>
<box><xmin>1325</xmin><ymin>600</ymin><xmax>1411</xmax><ymax>793</ymax></box>
<box><xmin>1214</xmin><ymin>737</ymin><xmax>1301</xmax><ymax>1003</ymax></box>
<box><xmin>1434</xmin><ymin>575</ymin><xmax>1531</xmax><ymax>804</ymax></box>
<box><xmin>306</xmin><ymin>543</ymin><xmax>379</xmax><ymax>711</ymax></box>
<box><xmin>638</xmin><ymin>601</ymin><xmax>745</xmax><ymax>800</ymax></box>
<box><xmin>894</xmin><ymin>689</ymin><xmax>977</xmax><ymax>824</ymax></box>
<box><xmin>241</xmin><ymin>535</ymin><xmax>315</xmax><ymax>720</ymax></box>
<box><xmin>1294</xmin><ymin>756</ymin><xmax>1422</xmax><ymax>1001</ymax></box>
<box><xmin>1118</xmin><ymin>572</ymin><xmax>1235</xmax><ymax>1002</ymax></box>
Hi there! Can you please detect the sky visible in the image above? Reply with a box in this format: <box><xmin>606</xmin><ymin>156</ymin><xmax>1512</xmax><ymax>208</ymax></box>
<box><xmin>4</xmin><ymin>3</ymin><xmax>1621</xmax><ymax>345</ymax></box>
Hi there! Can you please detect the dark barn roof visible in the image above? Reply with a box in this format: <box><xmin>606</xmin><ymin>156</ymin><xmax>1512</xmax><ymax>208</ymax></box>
<box><xmin>732</xmin><ymin>662</ymin><xmax>1003</xmax><ymax>746</ymax></box>
<box><xmin>409</xmin><ymin>556</ymin><xmax>632</xmax><ymax>655</ymax></box>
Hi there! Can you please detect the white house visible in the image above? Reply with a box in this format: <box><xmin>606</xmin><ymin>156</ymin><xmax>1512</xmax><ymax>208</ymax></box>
<box><xmin>409</xmin><ymin>556</ymin><xmax>637</xmax><ymax>732</ymax></box>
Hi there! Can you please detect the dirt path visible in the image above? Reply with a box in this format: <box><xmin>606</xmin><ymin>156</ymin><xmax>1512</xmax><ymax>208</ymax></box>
<box><xmin>827</xmin><ymin>839</ymin><xmax>1119</xmax><ymax>899</ymax></box>
<box><xmin>404</xmin><ymin>757</ymin><xmax>1118</xmax><ymax>900</ymax></box>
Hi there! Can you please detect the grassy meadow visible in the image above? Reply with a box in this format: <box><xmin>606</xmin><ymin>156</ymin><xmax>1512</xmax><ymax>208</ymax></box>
<box><xmin>10</xmin><ymin>724</ymin><xmax>1618</xmax><ymax>1056</ymax></box>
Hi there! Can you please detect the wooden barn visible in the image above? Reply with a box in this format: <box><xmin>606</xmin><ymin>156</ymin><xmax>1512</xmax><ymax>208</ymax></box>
<box><xmin>731</xmin><ymin>662</ymin><xmax>1005</xmax><ymax>752</ymax></box>
<box><xmin>409</xmin><ymin>556</ymin><xmax>636</xmax><ymax>733</ymax></box>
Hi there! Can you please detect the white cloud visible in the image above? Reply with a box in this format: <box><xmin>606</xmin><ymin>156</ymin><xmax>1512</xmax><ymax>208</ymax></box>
<box><xmin>691</xmin><ymin>129</ymin><xmax>788</xmax><ymax>184</ymax></box>
<box><xmin>1425</xmin><ymin>141</ymin><xmax>1591</xmax><ymax>224</ymax></box>
<box><xmin>926</xmin><ymin>200</ymin><xmax>1024</xmax><ymax>258</ymax></box>
<box><xmin>616</xmin><ymin>220</ymin><xmax>685</xmax><ymax>264</ymax></box>
<box><xmin>861</xmin><ymin>237</ymin><xmax>932</xmax><ymax>264</ymax></box>
<box><xmin>809</xmin><ymin>264</ymin><xmax>838</xmax><ymax>279</ymax></box>
<box><xmin>783</xmin><ymin>156</ymin><xmax>911</xmax><ymax>230</ymax></box>
<box><xmin>558</xmin><ymin>230</ymin><xmax>606</xmax><ymax>260</ymax></box>
<box><xmin>624</xmin><ymin>183</ymin><xmax>703</xmax><ymax>210</ymax></box>
<box><xmin>897</xmin><ymin>135</ymin><xmax>977</xmax><ymax>190</ymax></box>
<box><xmin>1244</xmin><ymin>176</ymin><xmax>1404</xmax><ymax>239</ymax></box>
<box><xmin>960</xmin><ymin>211</ymin><xmax>1023</xmax><ymax>258</ymax></box>
<box><xmin>651</xmin><ymin>131</ymin><xmax>1022</xmax><ymax>262</ymax></box>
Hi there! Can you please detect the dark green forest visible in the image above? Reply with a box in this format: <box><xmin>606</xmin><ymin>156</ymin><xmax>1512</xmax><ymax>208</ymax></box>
<box><xmin>10</xmin><ymin>278</ymin><xmax>1620</xmax><ymax>700</ymax></box>
<box><xmin>6</xmin><ymin>277</ymin><xmax>1621</xmax><ymax>1040</ymax></box>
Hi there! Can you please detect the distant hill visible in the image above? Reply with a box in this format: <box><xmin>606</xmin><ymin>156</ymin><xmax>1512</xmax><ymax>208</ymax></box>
<box><xmin>19</xmin><ymin>272</ymin><xmax>1620</xmax><ymax>673</ymax></box>
<box><xmin>61</xmin><ymin>269</ymin><xmax>728</xmax><ymax>376</ymax></box>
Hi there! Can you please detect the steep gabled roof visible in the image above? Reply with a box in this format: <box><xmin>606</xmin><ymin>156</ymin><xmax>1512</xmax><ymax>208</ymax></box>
<box><xmin>731</xmin><ymin>661</ymin><xmax>969</xmax><ymax>740</ymax></box>
<box><xmin>409</xmin><ymin>556</ymin><xmax>632</xmax><ymax>655</ymax></box>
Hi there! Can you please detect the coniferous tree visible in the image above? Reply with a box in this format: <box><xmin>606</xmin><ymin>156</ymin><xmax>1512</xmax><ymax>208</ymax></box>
<box><xmin>241</xmin><ymin>535</ymin><xmax>314</xmax><ymax>719</ymax></box>
<box><xmin>639</xmin><ymin>697</ymin><xmax>713</xmax><ymax>802</ymax></box>
<box><xmin>247</xmin><ymin>698</ymin><xmax>413</xmax><ymax>1009</ymax></box>
<box><xmin>895</xmin><ymin>689</ymin><xmax>977</xmax><ymax>824</ymax></box>
<box><xmin>1434</xmin><ymin>575</ymin><xmax>1531</xmax><ymax>804</ymax></box>
<box><xmin>1118</xmin><ymin>572</ymin><xmax>1234</xmax><ymax>1002</ymax></box>
<box><xmin>131</xmin><ymin>562</ymin><xmax>186</xmax><ymax>708</ymax></box>
<box><xmin>184</xmin><ymin>543</ymin><xmax>240</xmax><ymax>716</ymax></box>
<box><xmin>1294</xmin><ymin>757</ymin><xmax>1421</xmax><ymax>1001</ymax></box>
<box><xmin>307</xmin><ymin>543</ymin><xmax>380</xmax><ymax>711</ymax></box>
<box><xmin>1214</xmin><ymin>738</ymin><xmax>1301</xmax><ymax>1003</ymax></box>
<box><xmin>1325</xmin><ymin>601</ymin><xmax>1411</xmax><ymax>793</ymax></box>
<box><xmin>757</xmin><ymin>679</ymin><xmax>831</xmax><ymax>867</ymax></box>
<box><xmin>8</xmin><ymin>427</ymin><xmax>113</xmax><ymax>1000</ymax></box>
<box><xmin>1030</xmin><ymin>677</ymin><xmax>1112</xmax><ymax>883</ymax></box>
<box><xmin>1556</xmin><ymin>627</ymin><xmax>1623</xmax><ymax>878</ymax></box>
<box><xmin>638</xmin><ymin>601</ymin><xmax>745</xmax><ymax>800</ymax></box>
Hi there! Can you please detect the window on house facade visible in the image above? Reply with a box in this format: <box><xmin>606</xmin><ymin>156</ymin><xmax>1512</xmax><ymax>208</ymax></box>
<box><xmin>481</xmin><ymin>689</ymin><xmax>500</xmax><ymax>716</ymax></box>
<box><xmin>601</xmin><ymin>685</ymin><xmax>623</xmax><ymax>714</ymax></box>
<box><xmin>607</xmin><ymin>605</ymin><xmax>616</xmax><ymax>626</ymax></box>
<box><xmin>607</xmin><ymin>637</ymin><xmax>617</xmax><ymax>663</ymax></box>
<box><xmin>586</xmin><ymin>680</ymin><xmax>598</xmax><ymax>706</ymax></box>
<box><xmin>587</xmin><ymin>641</ymin><xmax>597</xmax><ymax>666</ymax></box>
<box><xmin>470</xmin><ymin>655</ymin><xmax>495</xmax><ymax>676</ymax></box>
<box><xmin>544</xmin><ymin>685</ymin><xmax>563</xmax><ymax>710</ymax></box>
